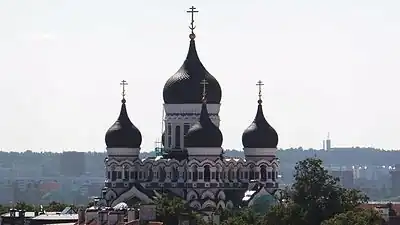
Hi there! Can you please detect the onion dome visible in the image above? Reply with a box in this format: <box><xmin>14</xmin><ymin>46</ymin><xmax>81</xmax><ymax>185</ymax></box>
<box><xmin>185</xmin><ymin>98</ymin><xmax>223</xmax><ymax>148</ymax></box>
<box><xmin>105</xmin><ymin>97</ymin><xmax>142</xmax><ymax>149</ymax></box>
<box><xmin>242</xmin><ymin>82</ymin><xmax>278</xmax><ymax>148</ymax></box>
<box><xmin>162</xmin><ymin>13</ymin><xmax>222</xmax><ymax>104</ymax></box>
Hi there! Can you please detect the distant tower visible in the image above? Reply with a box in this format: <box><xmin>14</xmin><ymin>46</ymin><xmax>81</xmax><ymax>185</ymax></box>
<box><xmin>326</xmin><ymin>132</ymin><xmax>332</xmax><ymax>150</ymax></box>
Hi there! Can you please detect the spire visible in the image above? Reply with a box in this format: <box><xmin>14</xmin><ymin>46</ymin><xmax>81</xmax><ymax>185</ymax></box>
<box><xmin>256</xmin><ymin>80</ymin><xmax>264</xmax><ymax>105</ymax></box>
<box><xmin>120</xmin><ymin>80</ymin><xmax>128</xmax><ymax>104</ymax></box>
<box><xmin>105</xmin><ymin>80</ymin><xmax>142</xmax><ymax>149</ymax></box>
<box><xmin>162</xmin><ymin>6</ymin><xmax>222</xmax><ymax>105</ymax></box>
<box><xmin>242</xmin><ymin>80</ymin><xmax>278</xmax><ymax>149</ymax></box>
<box><xmin>199</xmin><ymin>78</ymin><xmax>210</xmax><ymax>122</ymax></box>
<box><xmin>200</xmin><ymin>78</ymin><xmax>208</xmax><ymax>103</ymax></box>
<box><xmin>187</xmin><ymin>6</ymin><xmax>199</xmax><ymax>40</ymax></box>
<box><xmin>184</xmin><ymin>79</ymin><xmax>223</xmax><ymax>148</ymax></box>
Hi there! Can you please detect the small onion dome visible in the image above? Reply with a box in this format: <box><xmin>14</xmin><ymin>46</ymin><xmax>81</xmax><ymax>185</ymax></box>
<box><xmin>163</xmin><ymin>39</ymin><xmax>222</xmax><ymax>104</ymax></box>
<box><xmin>105</xmin><ymin>99</ymin><xmax>142</xmax><ymax>148</ymax></box>
<box><xmin>185</xmin><ymin>100</ymin><xmax>223</xmax><ymax>148</ymax></box>
<box><xmin>242</xmin><ymin>100</ymin><xmax>278</xmax><ymax>148</ymax></box>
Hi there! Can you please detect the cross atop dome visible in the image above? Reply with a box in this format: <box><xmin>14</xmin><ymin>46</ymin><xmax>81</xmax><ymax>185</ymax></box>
<box><xmin>256</xmin><ymin>80</ymin><xmax>264</xmax><ymax>104</ymax></box>
<box><xmin>200</xmin><ymin>79</ymin><xmax>208</xmax><ymax>102</ymax></box>
<box><xmin>187</xmin><ymin>6</ymin><xmax>199</xmax><ymax>39</ymax></box>
<box><xmin>120</xmin><ymin>80</ymin><xmax>128</xmax><ymax>103</ymax></box>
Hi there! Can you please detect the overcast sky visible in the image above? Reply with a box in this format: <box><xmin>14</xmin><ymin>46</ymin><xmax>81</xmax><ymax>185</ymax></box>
<box><xmin>0</xmin><ymin>0</ymin><xmax>399</xmax><ymax>152</ymax></box>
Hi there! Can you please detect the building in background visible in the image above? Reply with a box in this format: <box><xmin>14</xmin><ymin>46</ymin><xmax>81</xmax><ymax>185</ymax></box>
<box><xmin>390</xmin><ymin>164</ymin><xmax>400</xmax><ymax>197</ymax></box>
<box><xmin>60</xmin><ymin>152</ymin><xmax>85</xmax><ymax>177</ymax></box>
<box><xmin>329</xmin><ymin>167</ymin><xmax>354</xmax><ymax>189</ymax></box>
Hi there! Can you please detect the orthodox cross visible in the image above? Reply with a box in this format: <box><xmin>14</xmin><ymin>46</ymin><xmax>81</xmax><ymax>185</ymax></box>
<box><xmin>256</xmin><ymin>80</ymin><xmax>264</xmax><ymax>100</ymax></box>
<box><xmin>200</xmin><ymin>79</ymin><xmax>208</xmax><ymax>100</ymax></box>
<box><xmin>120</xmin><ymin>80</ymin><xmax>128</xmax><ymax>98</ymax></box>
<box><xmin>187</xmin><ymin>6</ymin><xmax>199</xmax><ymax>34</ymax></box>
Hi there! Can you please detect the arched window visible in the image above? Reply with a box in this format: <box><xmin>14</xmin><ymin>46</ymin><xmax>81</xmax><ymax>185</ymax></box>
<box><xmin>193</xmin><ymin>167</ymin><xmax>198</xmax><ymax>181</ymax></box>
<box><xmin>261</xmin><ymin>165</ymin><xmax>267</xmax><ymax>181</ymax></box>
<box><xmin>172</xmin><ymin>167</ymin><xmax>179</xmax><ymax>182</ymax></box>
<box><xmin>159</xmin><ymin>167</ymin><xmax>166</xmax><ymax>182</ymax></box>
<box><xmin>249</xmin><ymin>169</ymin><xmax>255</xmax><ymax>180</ymax></box>
<box><xmin>204</xmin><ymin>165</ymin><xmax>211</xmax><ymax>182</ymax></box>
<box><xmin>148</xmin><ymin>167</ymin><xmax>153</xmax><ymax>181</ymax></box>
<box><xmin>175</xmin><ymin>125</ymin><xmax>181</xmax><ymax>148</ymax></box>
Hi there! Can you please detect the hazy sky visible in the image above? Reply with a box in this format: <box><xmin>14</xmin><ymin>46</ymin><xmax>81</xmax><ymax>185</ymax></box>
<box><xmin>0</xmin><ymin>0</ymin><xmax>399</xmax><ymax>152</ymax></box>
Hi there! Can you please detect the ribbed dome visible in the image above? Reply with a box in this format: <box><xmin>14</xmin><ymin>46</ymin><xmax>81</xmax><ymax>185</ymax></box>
<box><xmin>242</xmin><ymin>100</ymin><xmax>278</xmax><ymax>148</ymax></box>
<box><xmin>163</xmin><ymin>39</ymin><xmax>222</xmax><ymax>104</ymax></box>
<box><xmin>105</xmin><ymin>99</ymin><xmax>142</xmax><ymax>148</ymax></box>
<box><xmin>185</xmin><ymin>100</ymin><xmax>223</xmax><ymax>148</ymax></box>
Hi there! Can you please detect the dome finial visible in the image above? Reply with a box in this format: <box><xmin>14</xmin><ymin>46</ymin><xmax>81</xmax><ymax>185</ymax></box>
<box><xmin>120</xmin><ymin>80</ymin><xmax>128</xmax><ymax>103</ymax></box>
<box><xmin>187</xmin><ymin>6</ymin><xmax>199</xmax><ymax>40</ymax></box>
<box><xmin>256</xmin><ymin>80</ymin><xmax>264</xmax><ymax>105</ymax></box>
<box><xmin>200</xmin><ymin>78</ymin><xmax>208</xmax><ymax>103</ymax></box>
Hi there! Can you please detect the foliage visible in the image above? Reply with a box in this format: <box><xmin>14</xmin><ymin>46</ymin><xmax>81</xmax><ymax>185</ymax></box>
<box><xmin>43</xmin><ymin>201</ymin><xmax>74</xmax><ymax>212</ymax></box>
<box><xmin>321</xmin><ymin>209</ymin><xmax>384</xmax><ymax>225</ymax></box>
<box><xmin>220</xmin><ymin>208</ymin><xmax>263</xmax><ymax>225</ymax></box>
<box><xmin>265</xmin><ymin>202</ymin><xmax>307</xmax><ymax>225</ymax></box>
<box><xmin>264</xmin><ymin>158</ymin><xmax>376</xmax><ymax>225</ymax></box>
<box><xmin>153</xmin><ymin>193</ymin><xmax>204</xmax><ymax>225</ymax></box>
<box><xmin>15</xmin><ymin>202</ymin><xmax>36</xmax><ymax>211</ymax></box>
<box><xmin>0</xmin><ymin>201</ymin><xmax>76</xmax><ymax>215</ymax></box>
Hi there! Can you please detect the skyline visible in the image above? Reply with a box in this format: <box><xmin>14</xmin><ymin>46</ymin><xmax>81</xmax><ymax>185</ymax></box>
<box><xmin>0</xmin><ymin>0</ymin><xmax>399</xmax><ymax>152</ymax></box>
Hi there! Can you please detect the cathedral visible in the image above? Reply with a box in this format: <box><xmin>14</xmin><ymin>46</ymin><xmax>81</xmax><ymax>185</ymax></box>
<box><xmin>98</xmin><ymin>6</ymin><xmax>279</xmax><ymax>212</ymax></box>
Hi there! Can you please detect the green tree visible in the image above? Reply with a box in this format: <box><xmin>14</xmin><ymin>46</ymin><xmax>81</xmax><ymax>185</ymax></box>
<box><xmin>44</xmin><ymin>201</ymin><xmax>72</xmax><ymax>212</ymax></box>
<box><xmin>321</xmin><ymin>209</ymin><xmax>384</xmax><ymax>225</ymax></box>
<box><xmin>15</xmin><ymin>202</ymin><xmax>36</xmax><ymax>211</ymax></box>
<box><xmin>0</xmin><ymin>204</ymin><xmax>9</xmax><ymax>215</ymax></box>
<box><xmin>265</xmin><ymin>158</ymin><xmax>370</xmax><ymax>225</ymax></box>
<box><xmin>153</xmin><ymin>193</ymin><xmax>205</xmax><ymax>225</ymax></box>
<box><xmin>220</xmin><ymin>208</ymin><xmax>263</xmax><ymax>225</ymax></box>
<box><xmin>265</xmin><ymin>202</ymin><xmax>307</xmax><ymax>225</ymax></box>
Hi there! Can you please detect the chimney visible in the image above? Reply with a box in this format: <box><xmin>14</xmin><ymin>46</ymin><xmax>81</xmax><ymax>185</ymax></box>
<box><xmin>85</xmin><ymin>208</ymin><xmax>98</xmax><ymax>224</ymax></box>
<box><xmin>117</xmin><ymin>211</ymin><xmax>125</xmax><ymax>225</ymax></box>
<box><xmin>78</xmin><ymin>208</ymin><xmax>85</xmax><ymax>225</ymax></box>
<box><xmin>19</xmin><ymin>209</ymin><xmax>25</xmax><ymax>219</ymax></box>
<box><xmin>98</xmin><ymin>209</ymin><xmax>108</xmax><ymax>225</ymax></box>
<box><xmin>127</xmin><ymin>209</ymin><xmax>136</xmax><ymax>222</ymax></box>
<box><xmin>108</xmin><ymin>210</ymin><xmax>125</xmax><ymax>225</ymax></box>
<box><xmin>108</xmin><ymin>211</ymin><xmax>118</xmax><ymax>225</ymax></box>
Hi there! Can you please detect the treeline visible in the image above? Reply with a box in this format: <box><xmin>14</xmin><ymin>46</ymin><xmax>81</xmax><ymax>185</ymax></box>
<box><xmin>0</xmin><ymin>148</ymin><xmax>399</xmax><ymax>178</ymax></box>
<box><xmin>0</xmin><ymin>201</ymin><xmax>75</xmax><ymax>215</ymax></box>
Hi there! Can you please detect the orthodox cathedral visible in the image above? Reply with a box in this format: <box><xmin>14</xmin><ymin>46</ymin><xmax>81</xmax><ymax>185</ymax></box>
<box><xmin>98</xmin><ymin>7</ymin><xmax>279</xmax><ymax>212</ymax></box>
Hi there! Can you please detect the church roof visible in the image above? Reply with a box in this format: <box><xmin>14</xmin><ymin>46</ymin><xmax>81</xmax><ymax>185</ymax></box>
<box><xmin>162</xmin><ymin>8</ymin><xmax>222</xmax><ymax>104</ymax></box>
<box><xmin>185</xmin><ymin>97</ymin><xmax>223</xmax><ymax>148</ymax></box>
<box><xmin>105</xmin><ymin>85</ymin><xmax>142</xmax><ymax>149</ymax></box>
<box><xmin>242</xmin><ymin>82</ymin><xmax>278</xmax><ymax>148</ymax></box>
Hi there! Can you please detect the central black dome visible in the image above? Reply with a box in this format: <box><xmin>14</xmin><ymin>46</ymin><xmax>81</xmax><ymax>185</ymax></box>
<box><xmin>185</xmin><ymin>100</ymin><xmax>223</xmax><ymax>148</ymax></box>
<box><xmin>163</xmin><ymin>39</ymin><xmax>222</xmax><ymax>104</ymax></box>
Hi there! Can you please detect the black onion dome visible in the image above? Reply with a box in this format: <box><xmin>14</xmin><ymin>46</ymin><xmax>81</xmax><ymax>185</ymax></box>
<box><xmin>185</xmin><ymin>101</ymin><xmax>223</xmax><ymax>148</ymax></box>
<box><xmin>105</xmin><ymin>99</ymin><xmax>142</xmax><ymax>148</ymax></box>
<box><xmin>242</xmin><ymin>100</ymin><xmax>278</xmax><ymax>148</ymax></box>
<box><xmin>163</xmin><ymin>39</ymin><xmax>222</xmax><ymax>104</ymax></box>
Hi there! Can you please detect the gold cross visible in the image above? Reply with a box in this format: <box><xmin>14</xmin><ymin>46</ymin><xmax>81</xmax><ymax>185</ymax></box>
<box><xmin>187</xmin><ymin>6</ymin><xmax>199</xmax><ymax>34</ymax></box>
<box><xmin>120</xmin><ymin>80</ymin><xmax>128</xmax><ymax>98</ymax></box>
<box><xmin>256</xmin><ymin>80</ymin><xmax>264</xmax><ymax>100</ymax></box>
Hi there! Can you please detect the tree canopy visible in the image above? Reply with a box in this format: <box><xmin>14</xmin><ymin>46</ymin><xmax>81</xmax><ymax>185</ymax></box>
<box><xmin>219</xmin><ymin>158</ymin><xmax>384</xmax><ymax>225</ymax></box>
